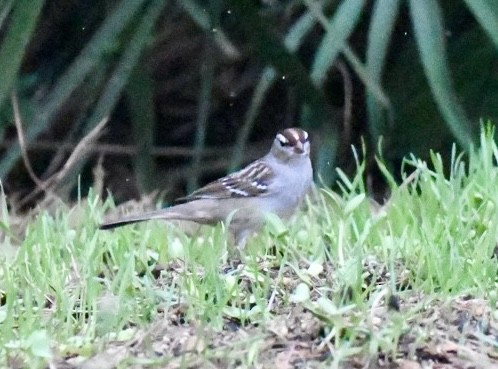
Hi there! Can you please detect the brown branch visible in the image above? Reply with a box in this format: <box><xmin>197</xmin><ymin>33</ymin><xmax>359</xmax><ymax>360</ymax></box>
<box><xmin>46</xmin><ymin>117</ymin><xmax>109</xmax><ymax>188</ymax></box>
<box><xmin>11</xmin><ymin>92</ymin><xmax>61</xmax><ymax>207</ymax></box>
<box><xmin>11</xmin><ymin>92</ymin><xmax>47</xmax><ymax>190</ymax></box>
<box><xmin>19</xmin><ymin>117</ymin><xmax>109</xmax><ymax>207</ymax></box>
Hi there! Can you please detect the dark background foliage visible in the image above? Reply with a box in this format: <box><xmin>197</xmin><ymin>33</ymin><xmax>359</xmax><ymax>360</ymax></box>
<box><xmin>0</xmin><ymin>0</ymin><xmax>497</xmax><ymax>208</ymax></box>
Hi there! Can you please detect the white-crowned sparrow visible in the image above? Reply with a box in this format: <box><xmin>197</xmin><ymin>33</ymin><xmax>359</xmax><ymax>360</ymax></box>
<box><xmin>100</xmin><ymin>127</ymin><xmax>313</xmax><ymax>246</ymax></box>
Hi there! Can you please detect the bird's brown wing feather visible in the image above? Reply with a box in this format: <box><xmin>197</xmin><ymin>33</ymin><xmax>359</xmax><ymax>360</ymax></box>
<box><xmin>175</xmin><ymin>160</ymin><xmax>274</xmax><ymax>203</ymax></box>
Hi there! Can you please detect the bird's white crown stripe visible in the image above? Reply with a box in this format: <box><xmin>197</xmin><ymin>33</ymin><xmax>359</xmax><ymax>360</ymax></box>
<box><xmin>288</xmin><ymin>129</ymin><xmax>300</xmax><ymax>142</ymax></box>
<box><xmin>276</xmin><ymin>133</ymin><xmax>288</xmax><ymax>143</ymax></box>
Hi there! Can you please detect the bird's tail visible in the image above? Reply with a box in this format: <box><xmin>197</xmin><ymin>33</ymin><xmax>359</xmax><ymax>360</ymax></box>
<box><xmin>99</xmin><ymin>208</ymin><xmax>196</xmax><ymax>230</ymax></box>
<box><xmin>99</xmin><ymin>202</ymin><xmax>217</xmax><ymax>230</ymax></box>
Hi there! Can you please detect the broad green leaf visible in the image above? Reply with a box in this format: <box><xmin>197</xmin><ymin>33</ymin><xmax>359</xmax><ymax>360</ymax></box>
<box><xmin>231</xmin><ymin>9</ymin><xmax>321</xmax><ymax>171</ymax></box>
<box><xmin>168</xmin><ymin>237</ymin><xmax>186</xmax><ymax>259</ymax></box>
<box><xmin>180</xmin><ymin>0</ymin><xmax>210</xmax><ymax>28</ymax></box>
<box><xmin>290</xmin><ymin>283</ymin><xmax>310</xmax><ymax>303</ymax></box>
<box><xmin>284</xmin><ymin>10</ymin><xmax>317</xmax><ymax>53</ymax></box>
<box><xmin>180</xmin><ymin>0</ymin><xmax>239</xmax><ymax>60</ymax></box>
<box><xmin>27</xmin><ymin>330</ymin><xmax>52</xmax><ymax>359</ymax></box>
<box><xmin>128</xmin><ymin>64</ymin><xmax>157</xmax><ymax>193</ymax></box>
<box><xmin>317</xmin><ymin>298</ymin><xmax>356</xmax><ymax>316</ymax></box>
<box><xmin>230</xmin><ymin>67</ymin><xmax>276</xmax><ymax>171</ymax></box>
<box><xmin>0</xmin><ymin>0</ymin><xmax>44</xmax><ymax>110</ymax></box>
<box><xmin>85</xmin><ymin>0</ymin><xmax>166</xmax><ymax>130</ymax></box>
<box><xmin>304</xmin><ymin>0</ymin><xmax>388</xmax><ymax>108</ymax></box>
<box><xmin>307</xmin><ymin>262</ymin><xmax>324</xmax><ymax>277</ymax></box>
<box><xmin>264</xmin><ymin>212</ymin><xmax>288</xmax><ymax>237</ymax></box>
<box><xmin>449</xmin><ymin>28</ymin><xmax>498</xmax><ymax>123</ymax></box>
<box><xmin>409</xmin><ymin>0</ymin><xmax>475</xmax><ymax>149</ymax></box>
<box><xmin>342</xmin><ymin>46</ymin><xmax>390</xmax><ymax>107</ymax></box>
<box><xmin>366</xmin><ymin>0</ymin><xmax>401</xmax><ymax>141</ymax></box>
<box><xmin>309</xmin><ymin>0</ymin><xmax>366</xmax><ymax>87</ymax></box>
<box><xmin>57</xmin><ymin>0</ymin><xmax>167</xmax><ymax>196</ymax></box>
<box><xmin>316</xmin><ymin>132</ymin><xmax>339</xmax><ymax>186</ymax></box>
<box><xmin>227</xmin><ymin>0</ymin><xmax>329</xmax><ymax>123</ymax></box>
<box><xmin>0</xmin><ymin>0</ymin><xmax>14</xmax><ymax>31</ymax></box>
<box><xmin>317</xmin><ymin>297</ymin><xmax>338</xmax><ymax>316</ymax></box>
<box><xmin>0</xmin><ymin>0</ymin><xmax>149</xmax><ymax>177</ymax></box>
<box><xmin>464</xmin><ymin>0</ymin><xmax>498</xmax><ymax>50</ymax></box>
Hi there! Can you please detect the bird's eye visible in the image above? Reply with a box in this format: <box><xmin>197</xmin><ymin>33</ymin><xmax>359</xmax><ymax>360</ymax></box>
<box><xmin>276</xmin><ymin>133</ymin><xmax>290</xmax><ymax>147</ymax></box>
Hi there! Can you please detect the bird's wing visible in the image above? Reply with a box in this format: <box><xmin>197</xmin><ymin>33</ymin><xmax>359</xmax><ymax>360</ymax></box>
<box><xmin>176</xmin><ymin>160</ymin><xmax>274</xmax><ymax>203</ymax></box>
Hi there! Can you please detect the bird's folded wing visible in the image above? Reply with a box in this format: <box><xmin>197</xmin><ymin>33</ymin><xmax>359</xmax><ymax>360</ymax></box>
<box><xmin>176</xmin><ymin>160</ymin><xmax>274</xmax><ymax>202</ymax></box>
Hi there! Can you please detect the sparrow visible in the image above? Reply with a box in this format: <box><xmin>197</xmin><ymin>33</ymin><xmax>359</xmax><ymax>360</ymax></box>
<box><xmin>100</xmin><ymin>127</ymin><xmax>313</xmax><ymax>246</ymax></box>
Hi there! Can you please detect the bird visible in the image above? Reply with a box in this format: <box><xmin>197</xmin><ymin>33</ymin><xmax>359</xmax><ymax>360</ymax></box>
<box><xmin>100</xmin><ymin>127</ymin><xmax>313</xmax><ymax>246</ymax></box>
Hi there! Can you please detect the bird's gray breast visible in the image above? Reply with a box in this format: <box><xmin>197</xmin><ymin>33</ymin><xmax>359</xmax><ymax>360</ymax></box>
<box><xmin>258</xmin><ymin>158</ymin><xmax>312</xmax><ymax>217</ymax></box>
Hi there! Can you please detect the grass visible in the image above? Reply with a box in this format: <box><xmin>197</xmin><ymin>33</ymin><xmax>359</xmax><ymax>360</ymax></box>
<box><xmin>1</xmin><ymin>129</ymin><xmax>498</xmax><ymax>368</ymax></box>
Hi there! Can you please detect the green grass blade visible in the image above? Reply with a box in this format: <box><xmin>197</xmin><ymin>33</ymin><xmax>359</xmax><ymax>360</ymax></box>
<box><xmin>366</xmin><ymin>0</ymin><xmax>401</xmax><ymax>142</ymax></box>
<box><xmin>464</xmin><ymin>0</ymin><xmax>498</xmax><ymax>50</ymax></box>
<box><xmin>308</xmin><ymin>0</ymin><xmax>366</xmax><ymax>87</ymax></box>
<box><xmin>0</xmin><ymin>0</ymin><xmax>44</xmax><ymax>110</ymax></box>
<box><xmin>0</xmin><ymin>0</ymin><xmax>149</xmax><ymax>178</ymax></box>
<box><xmin>409</xmin><ymin>0</ymin><xmax>475</xmax><ymax>149</ymax></box>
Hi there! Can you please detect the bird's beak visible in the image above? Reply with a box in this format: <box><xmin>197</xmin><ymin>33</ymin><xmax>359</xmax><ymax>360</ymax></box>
<box><xmin>294</xmin><ymin>141</ymin><xmax>305</xmax><ymax>154</ymax></box>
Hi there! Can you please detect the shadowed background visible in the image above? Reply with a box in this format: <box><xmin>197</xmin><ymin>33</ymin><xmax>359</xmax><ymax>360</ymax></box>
<box><xmin>0</xmin><ymin>0</ymin><xmax>497</xmax><ymax>209</ymax></box>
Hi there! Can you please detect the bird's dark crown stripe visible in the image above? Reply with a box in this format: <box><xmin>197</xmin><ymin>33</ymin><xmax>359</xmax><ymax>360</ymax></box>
<box><xmin>279</xmin><ymin>128</ymin><xmax>308</xmax><ymax>145</ymax></box>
